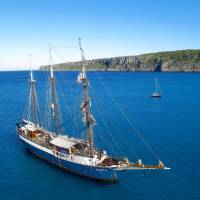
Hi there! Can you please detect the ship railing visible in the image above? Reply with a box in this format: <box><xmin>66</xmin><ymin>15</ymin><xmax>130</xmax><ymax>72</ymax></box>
<box><xmin>57</xmin><ymin>151</ymin><xmax>68</xmax><ymax>158</ymax></box>
<box><xmin>52</xmin><ymin>149</ymin><xmax>92</xmax><ymax>159</ymax></box>
<box><xmin>52</xmin><ymin>150</ymin><xmax>70</xmax><ymax>159</ymax></box>
<box><xmin>71</xmin><ymin>150</ymin><xmax>95</xmax><ymax>158</ymax></box>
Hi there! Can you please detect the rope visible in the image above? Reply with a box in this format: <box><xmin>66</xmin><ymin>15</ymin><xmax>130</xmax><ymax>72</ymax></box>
<box><xmin>91</xmin><ymin>89</ymin><xmax>125</xmax><ymax>157</ymax></box>
<box><xmin>90</xmin><ymin>81</ymin><xmax>139</xmax><ymax>159</ymax></box>
<box><xmin>95</xmin><ymin>71</ymin><xmax>161</xmax><ymax>161</ymax></box>
<box><xmin>22</xmin><ymin>78</ymin><xmax>30</xmax><ymax>119</ymax></box>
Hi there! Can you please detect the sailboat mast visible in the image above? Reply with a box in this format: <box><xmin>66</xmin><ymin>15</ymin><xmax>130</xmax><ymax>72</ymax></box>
<box><xmin>78</xmin><ymin>38</ymin><xmax>95</xmax><ymax>156</ymax></box>
<box><xmin>49</xmin><ymin>44</ymin><xmax>59</xmax><ymax>133</ymax></box>
<box><xmin>29</xmin><ymin>54</ymin><xmax>38</xmax><ymax>126</ymax></box>
<box><xmin>155</xmin><ymin>77</ymin><xmax>158</xmax><ymax>92</ymax></box>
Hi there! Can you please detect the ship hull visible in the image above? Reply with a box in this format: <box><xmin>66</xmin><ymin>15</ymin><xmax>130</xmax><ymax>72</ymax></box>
<box><xmin>19</xmin><ymin>135</ymin><xmax>118</xmax><ymax>182</ymax></box>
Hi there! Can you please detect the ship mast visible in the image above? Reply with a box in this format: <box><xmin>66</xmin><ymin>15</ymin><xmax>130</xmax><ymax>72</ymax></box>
<box><xmin>29</xmin><ymin>54</ymin><xmax>38</xmax><ymax>126</ymax></box>
<box><xmin>78</xmin><ymin>38</ymin><xmax>96</xmax><ymax>156</ymax></box>
<box><xmin>49</xmin><ymin>44</ymin><xmax>59</xmax><ymax>133</ymax></box>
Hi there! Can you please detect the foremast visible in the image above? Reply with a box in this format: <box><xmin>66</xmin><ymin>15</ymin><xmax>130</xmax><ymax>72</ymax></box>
<box><xmin>49</xmin><ymin>44</ymin><xmax>59</xmax><ymax>133</ymax></box>
<box><xmin>78</xmin><ymin>38</ymin><xmax>96</xmax><ymax>156</ymax></box>
<box><xmin>29</xmin><ymin>55</ymin><xmax>38</xmax><ymax>126</ymax></box>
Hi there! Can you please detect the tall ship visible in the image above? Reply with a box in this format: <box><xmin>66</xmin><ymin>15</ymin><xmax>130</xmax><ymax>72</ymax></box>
<box><xmin>16</xmin><ymin>39</ymin><xmax>169</xmax><ymax>182</ymax></box>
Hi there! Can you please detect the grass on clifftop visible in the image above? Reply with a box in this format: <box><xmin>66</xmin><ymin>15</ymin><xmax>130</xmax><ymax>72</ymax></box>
<box><xmin>141</xmin><ymin>49</ymin><xmax>200</xmax><ymax>62</ymax></box>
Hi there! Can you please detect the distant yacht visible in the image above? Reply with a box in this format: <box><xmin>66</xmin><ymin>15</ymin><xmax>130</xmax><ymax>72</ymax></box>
<box><xmin>151</xmin><ymin>77</ymin><xmax>161</xmax><ymax>98</ymax></box>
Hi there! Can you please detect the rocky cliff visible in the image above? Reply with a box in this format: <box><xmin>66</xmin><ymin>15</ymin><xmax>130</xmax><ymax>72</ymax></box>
<box><xmin>40</xmin><ymin>49</ymin><xmax>200</xmax><ymax>72</ymax></box>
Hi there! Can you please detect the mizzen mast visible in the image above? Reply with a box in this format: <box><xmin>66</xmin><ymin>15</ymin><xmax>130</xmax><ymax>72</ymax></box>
<box><xmin>49</xmin><ymin>44</ymin><xmax>59</xmax><ymax>133</ymax></box>
<box><xmin>29</xmin><ymin>54</ymin><xmax>38</xmax><ymax>126</ymax></box>
<box><xmin>78</xmin><ymin>38</ymin><xmax>96</xmax><ymax>156</ymax></box>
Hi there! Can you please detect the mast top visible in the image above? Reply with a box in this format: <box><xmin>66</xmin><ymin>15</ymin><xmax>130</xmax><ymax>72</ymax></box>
<box><xmin>29</xmin><ymin>54</ymin><xmax>35</xmax><ymax>83</ymax></box>
<box><xmin>49</xmin><ymin>44</ymin><xmax>54</xmax><ymax>79</ymax></box>
<box><xmin>78</xmin><ymin>38</ymin><xmax>86</xmax><ymax>78</ymax></box>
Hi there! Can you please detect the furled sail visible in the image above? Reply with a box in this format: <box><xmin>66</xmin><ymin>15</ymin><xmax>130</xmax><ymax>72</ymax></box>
<box><xmin>77</xmin><ymin>38</ymin><xmax>96</xmax><ymax>155</ymax></box>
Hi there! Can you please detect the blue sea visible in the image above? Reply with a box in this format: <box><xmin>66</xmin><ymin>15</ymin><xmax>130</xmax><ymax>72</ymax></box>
<box><xmin>0</xmin><ymin>71</ymin><xmax>200</xmax><ymax>200</ymax></box>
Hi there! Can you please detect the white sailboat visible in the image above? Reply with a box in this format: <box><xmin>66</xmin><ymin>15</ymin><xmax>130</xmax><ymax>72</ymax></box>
<box><xmin>151</xmin><ymin>77</ymin><xmax>161</xmax><ymax>98</ymax></box>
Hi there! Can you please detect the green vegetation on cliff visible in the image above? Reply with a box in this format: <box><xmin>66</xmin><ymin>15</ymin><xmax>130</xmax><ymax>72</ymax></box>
<box><xmin>40</xmin><ymin>49</ymin><xmax>200</xmax><ymax>72</ymax></box>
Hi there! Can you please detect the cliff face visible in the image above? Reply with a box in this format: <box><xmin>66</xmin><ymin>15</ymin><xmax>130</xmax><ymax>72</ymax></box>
<box><xmin>40</xmin><ymin>49</ymin><xmax>200</xmax><ymax>72</ymax></box>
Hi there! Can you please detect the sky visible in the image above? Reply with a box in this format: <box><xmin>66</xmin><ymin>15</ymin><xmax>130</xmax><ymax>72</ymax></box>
<box><xmin>0</xmin><ymin>0</ymin><xmax>200</xmax><ymax>70</ymax></box>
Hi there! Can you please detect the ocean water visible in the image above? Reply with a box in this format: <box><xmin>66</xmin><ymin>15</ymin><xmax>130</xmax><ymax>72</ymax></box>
<box><xmin>0</xmin><ymin>71</ymin><xmax>200</xmax><ymax>200</ymax></box>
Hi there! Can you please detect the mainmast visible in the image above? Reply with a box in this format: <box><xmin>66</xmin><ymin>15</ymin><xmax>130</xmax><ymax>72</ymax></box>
<box><xmin>78</xmin><ymin>38</ymin><xmax>96</xmax><ymax>156</ymax></box>
<box><xmin>49</xmin><ymin>44</ymin><xmax>59</xmax><ymax>133</ymax></box>
<box><xmin>29</xmin><ymin>54</ymin><xmax>38</xmax><ymax>126</ymax></box>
